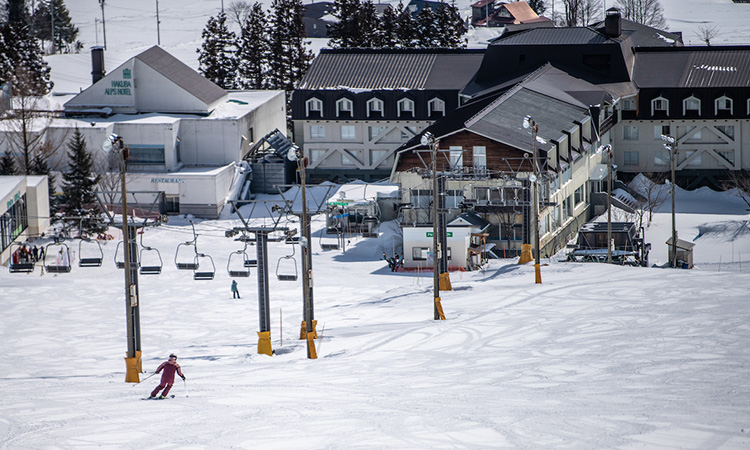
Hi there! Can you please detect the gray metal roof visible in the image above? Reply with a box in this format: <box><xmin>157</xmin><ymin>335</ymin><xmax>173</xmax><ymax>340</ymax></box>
<box><xmin>589</xmin><ymin>18</ymin><xmax>683</xmax><ymax>48</ymax></box>
<box><xmin>491</xmin><ymin>27</ymin><xmax>614</xmax><ymax>46</ymax></box>
<box><xmin>136</xmin><ymin>46</ymin><xmax>227</xmax><ymax>105</ymax></box>
<box><xmin>634</xmin><ymin>48</ymin><xmax>750</xmax><ymax>88</ymax></box>
<box><xmin>298</xmin><ymin>49</ymin><xmax>485</xmax><ymax>90</ymax></box>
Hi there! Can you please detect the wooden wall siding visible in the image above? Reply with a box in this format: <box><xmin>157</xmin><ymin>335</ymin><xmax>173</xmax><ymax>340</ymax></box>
<box><xmin>395</xmin><ymin>130</ymin><xmax>539</xmax><ymax>174</ymax></box>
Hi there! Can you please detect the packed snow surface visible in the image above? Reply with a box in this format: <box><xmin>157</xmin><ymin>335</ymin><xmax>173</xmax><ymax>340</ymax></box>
<box><xmin>2</xmin><ymin>185</ymin><xmax>750</xmax><ymax>448</ymax></box>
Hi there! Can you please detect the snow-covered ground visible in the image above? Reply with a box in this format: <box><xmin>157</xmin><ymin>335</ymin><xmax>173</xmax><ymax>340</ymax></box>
<box><xmin>2</xmin><ymin>183</ymin><xmax>750</xmax><ymax>448</ymax></box>
<box><xmin>48</xmin><ymin>0</ymin><xmax>750</xmax><ymax>93</ymax></box>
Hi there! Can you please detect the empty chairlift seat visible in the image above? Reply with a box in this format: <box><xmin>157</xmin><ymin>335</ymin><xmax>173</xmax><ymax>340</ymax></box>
<box><xmin>193</xmin><ymin>253</ymin><xmax>215</xmax><ymax>280</ymax></box>
<box><xmin>78</xmin><ymin>238</ymin><xmax>104</xmax><ymax>267</ymax></box>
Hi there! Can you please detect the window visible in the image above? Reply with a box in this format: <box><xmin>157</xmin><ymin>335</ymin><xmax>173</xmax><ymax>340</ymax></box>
<box><xmin>341</xmin><ymin>150</ymin><xmax>359</xmax><ymax>166</ymax></box>
<box><xmin>683</xmin><ymin>96</ymin><xmax>701</xmax><ymax>115</ymax></box>
<box><xmin>654</xmin><ymin>150</ymin><xmax>670</xmax><ymax>166</ymax></box>
<box><xmin>367</xmin><ymin>98</ymin><xmax>384</xmax><ymax>117</ymax></box>
<box><xmin>449</xmin><ymin>146</ymin><xmax>463</xmax><ymax>171</ymax></box>
<box><xmin>574</xmin><ymin>185</ymin><xmax>584</xmax><ymax>206</ymax></box>
<box><xmin>397</xmin><ymin>98</ymin><xmax>414</xmax><ymax>117</ymax></box>
<box><xmin>473</xmin><ymin>146</ymin><xmax>486</xmax><ymax>175</ymax></box>
<box><xmin>717</xmin><ymin>150</ymin><xmax>735</xmax><ymax>164</ymax></box>
<box><xmin>621</xmin><ymin>97</ymin><xmax>637</xmax><ymax>111</ymax></box>
<box><xmin>623</xmin><ymin>125</ymin><xmax>639</xmax><ymax>141</ymax></box>
<box><xmin>685</xmin><ymin>125</ymin><xmax>702</xmax><ymax>140</ymax></box>
<box><xmin>336</xmin><ymin>98</ymin><xmax>353</xmax><ymax>117</ymax></box>
<box><xmin>654</xmin><ymin>125</ymin><xmax>670</xmax><ymax>140</ymax></box>
<box><xmin>715</xmin><ymin>96</ymin><xmax>733</xmax><ymax>115</ymax></box>
<box><xmin>310</xmin><ymin>125</ymin><xmax>325</xmax><ymax>139</ymax></box>
<box><xmin>370</xmin><ymin>149</ymin><xmax>388</xmax><ymax>166</ymax></box>
<box><xmin>427</xmin><ymin>98</ymin><xmax>445</xmax><ymax>117</ymax></box>
<box><xmin>164</xmin><ymin>195</ymin><xmax>180</xmax><ymax>214</ymax></box>
<box><xmin>412</xmin><ymin>247</ymin><xmax>429</xmax><ymax>261</ymax></box>
<box><xmin>368</xmin><ymin>125</ymin><xmax>386</xmax><ymax>140</ymax></box>
<box><xmin>685</xmin><ymin>150</ymin><xmax>702</xmax><ymax>166</ymax></box>
<box><xmin>306</xmin><ymin>97</ymin><xmax>323</xmax><ymax>117</ymax></box>
<box><xmin>128</xmin><ymin>145</ymin><xmax>166</xmax><ymax>164</ymax></box>
<box><xmin>651</xmin><ymin>96</ymin><xmax>668</xmax><ymax>115</ymax></box>
<box><xmin>340</xmin><ymin>125</ymin><xmax>355</xmax><ymax>140</ymax></box>
<box><xmin>0</xmin><ymin>194</ymin><xmax>27</xmax><ymax>253</ymax></box>
<box><xmin>311</xmin><ymin>149</ymin><xmax>327</xmax><ymax>164</ymax></box>
<box><xmin>624</xmin><ymin>151</ymin><xmax>639</xmax><ymax>166</ymax></box>
<box><xmin>716</xmin><ymin>125</ymin><xmax>735</xmax><ymax>140</ymax></box>
<box><xmin>401</xmin><ymin>126</ymin><xmax>417</xmax><ymax>141</ymax></box>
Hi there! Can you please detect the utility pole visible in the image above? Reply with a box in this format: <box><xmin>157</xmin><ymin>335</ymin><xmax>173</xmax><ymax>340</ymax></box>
<box><xmin>662</xmin><ymin>134</ymin><xmax>678</xmax><ymax>268</ymax></box>
<box><xmin>523</xmin><ymin>115</ymin><xmax>542</xmax><ymax>284</ymax></box>
<box><xmin>598</xmin><ymin>145</ymin><xmax>614</xmax><ymax>264</ymax></box>
<box><xmin>50</xmin><ymin>0</ymin><xmax>56</xmax><ymax>54</ymax></box>
<box><xmin>155</xmin><ymin>0</ymin><xmax>161</xmax><ymax>45</ymax></box>
<box><xmin>99</xmin><ymin>0</ymin><xmax>107</xmax><ymax>50</ymax></box>
<box><xmin>421</xmin><ymin>132</ymin><xmax>446</xmax><ymax>320</ymax></box>
<box><xmin>297</xmin><ymin>149</ymin><xmax>317</xmax><ymax>359</ymax></box>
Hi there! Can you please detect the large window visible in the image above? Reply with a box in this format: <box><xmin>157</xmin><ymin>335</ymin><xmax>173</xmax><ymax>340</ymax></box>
<box><xmin>654</xmin><ymin>125</ymin><xmax>670</xmax><ymax>140</ymax></box>
<box><xmin>310</xmin><ymin>149</ymin><xmax>327</xmax><ymax>164</ymax></box>
<box><xmin>368</xmin><ymin>125</ymin><xmax>386</xmax><ymax>140</ymax></box>
<box><xmin>341</xmin><ymin>125</ymin><xmax>355</xmax><ymax>140</ymax></box>
<box><xmin>473</xmin><ymin>146</ymin><xmax>486</xmax><ymax>175</ymax></box>
<box><xmin>623</xmin><ymin>125</ymin><xmax>639</xmax><ymax>141</ymax></box>
<box><xmin>574</xmin><ymin>185</ymin><xmax>584</xmax><ymax>206</ymax></box>
<box><xmin>370</xmin><ymin>149</ymin><xmax>388</xmax><ymax>166</ymax></box>
<box><xmin>716</xmin><ymin>125</ymin><xmax>735</xmax><ymax>140</ymax></box>
<box><xmin>654</xmin><ymin>150</ymin><xmax>669</xmax><ymax>166</ymax></box>
<box><xmin>717</xmin><ymin>149</ymin><xmax>735</xmax><ymax>164</ymax></box>
<box><xmin>0</xmin><ymin>194</ymin><xmax>27</xmax><ymax>253</ymax></box>
<box><xmin>412</xmin><ymin>247</ymin><xmax>429</xmax><ymax>261</ymax></box>
<box><xmin>685</xmin><ymin>150</ymin><xmax>702</xmax><ymax>166</ymax></box>
<box><xmin>341</xmin><ymin>150</ymin><xmax>360</xmax><ymax>166</ymax></box>
<box><xmin>449</xmin><ymin>146</ymin><xmax>463</xmax><ymax>171</ymax></box>
<box><xmin>128</xmin><ymin>145</ymin><xmax>166</xmax><ymax>164</ymax></box>
<box><xmin>310</xmin><ymin>125</ymin><xmax>325</xmax><ymax>139</ymax></box>
<box><xmin>685</xmin><ymin>125</ymin><xmax>702</xmax><ymax>140</ymax></box>
<box><xmin>624</xmin><ymin>151</ymin><xmax>639</xmax><ymax>166</ymax></box>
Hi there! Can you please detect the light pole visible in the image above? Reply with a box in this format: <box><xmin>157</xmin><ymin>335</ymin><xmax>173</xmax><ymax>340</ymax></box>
<box><xmin>421</xmin><ymin>131</ymin><xmax>446</xmax><ymax>320</ymax></box>
<box><xmin>523</xmin><ymin>115</ymin><xmax>542</xmax><ymax>284</ymax></box>
<box><xmin>598</xmin><ymin>145</ymin><xmax>613</xmax><ymax>263</ymax></box>
<box><xmin>104</xmin><ymin>134</ymin><xmax>141</xmax><ymax>382</ymax></box>
<box><xmin>661</xmin><ymin>134</ymin><xmax>678</xmax><ymax>268</ymax></box>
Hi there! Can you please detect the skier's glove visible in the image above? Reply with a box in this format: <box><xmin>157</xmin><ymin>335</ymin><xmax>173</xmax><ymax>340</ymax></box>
<box><xmin>181</xmin><ymin>375</ymin><xmax>186</xmax><ymax>380</ymax></box>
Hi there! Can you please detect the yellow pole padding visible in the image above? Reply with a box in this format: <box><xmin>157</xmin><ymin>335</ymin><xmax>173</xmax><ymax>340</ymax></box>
<box><xmin>124</xmin><ymin>355</ymin><xmax>140</xmax><ymax>383</ymax></box>
<box><xmin>534</xmin><ymin>263</ymin><xmax>542</xmax><ymax>284</ymax></box>
<box><xmin>307</xmin><ymin>334</ymin><xmax>318</xmax><ymax>359</ymax></box>
<box><xmin>518</xmin><ymin>244</ymin><xmax>533</xmax><ymax>264</ymax></box>
<box><xmin>434</xmin><ymin>297</ymin><xmax>446</xmax><ymax>320</ymax></box>
<box><xmin>257</xmin><ymin>331</ymin><xmax>273</xmax><ymax>356</ymax></box>
<box><xmin>136</xmin><ymin>350</ymin><xmax>142</xmax><ymax>373</ymax></box>
<box><xmin>299</xmin><ymin>320</ymin><xmax>318</xmax><ymax>339</ymax></box>
<box><xmin>438</xmin><ymin>272</ymin><xmax>452</xmax><ymax>291</ymax></box>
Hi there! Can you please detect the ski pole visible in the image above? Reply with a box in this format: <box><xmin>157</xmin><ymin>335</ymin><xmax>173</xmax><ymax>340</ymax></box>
<box><xmin>183</xmin><ymin>378</ymin><xmax>189</xmax><ymax>397</ymax></box>
<box><xmin>133</xmin><ymin>372</ymin><xmax>157</xmax><ymax>386</ymax></box>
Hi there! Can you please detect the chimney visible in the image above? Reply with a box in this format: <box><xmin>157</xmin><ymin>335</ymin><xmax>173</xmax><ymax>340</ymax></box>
<box><xmin>91</xmin><ymin>46</ymin><xmax>106</xmax><ymax>84</ymax></box>
<box><xmin>605</xmin><ymin>7</ymin><xmax>621</xmax><ymax>38</ymax></box>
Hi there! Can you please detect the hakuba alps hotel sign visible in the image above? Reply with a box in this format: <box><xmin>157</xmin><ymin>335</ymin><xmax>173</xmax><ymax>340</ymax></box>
<box><xmin>105</xmin><ymin>68</ymin><xmax>133</xmax><ymax>97</ymax></box>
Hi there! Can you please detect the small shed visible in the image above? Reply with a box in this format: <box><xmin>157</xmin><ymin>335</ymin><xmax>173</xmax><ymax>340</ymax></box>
<box><xmin>666</xmin><ymin>237</ymin><xmax>695</xmax><ymax>269</ymax></box>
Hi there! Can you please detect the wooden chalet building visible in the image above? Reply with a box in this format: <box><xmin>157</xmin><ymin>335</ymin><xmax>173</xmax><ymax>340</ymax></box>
<box><xmin>291</xmin><ymin>48</ymin><xmax>485</xmax><ymax>182</ymax></box>
<box><xmin>470</xmin><ymin>0</ymin><xmax>551</xmax><ymax>28</ymax></box>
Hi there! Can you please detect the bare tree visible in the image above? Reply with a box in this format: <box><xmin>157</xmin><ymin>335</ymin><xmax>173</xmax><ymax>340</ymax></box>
<box><xmin>227</xmin><ymin>0</ymin><xmax>253</xmax><ymax>27</ymax></box>
<box><xmin>722</xmin><ymin>170</ymin><xmax>750</xmax><ymax>210</ymax></box>
<box><xmin>560</xmin><ymin>0</ymin><xmax>602</xmax><ymax>26</ymax></box>
<box><xmin>696</xmin><ymin>25</ymin><xmax>719</xmax><ymax>46</ymax></box>
<box><xmin>615</xmin><ymin>0</ymin><xmax>667</xmax><ymax>29</ymax></box>
<box><xmin>629</xmin><ymin>172</ymin><xmax>669</xmax><ymax>227</ymax></box>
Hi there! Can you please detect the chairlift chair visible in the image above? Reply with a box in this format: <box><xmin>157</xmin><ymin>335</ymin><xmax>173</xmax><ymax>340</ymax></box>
<box><xmin>227</xmin><ymin>249</ymin><xmax>251</xmax><ymax>277</ymax></box>
<box><xmin>139</xmin><ymin>231</ymin><xmax>163</xmax><ymax>275</ymax></box>
<box><xmin>8</xmin><ymin>242</ymin><xmax>35</xmax><ymax>273</ymax></box>
<box><xmin>319</xmin><ymin>228</ymin><xmax>341</xmax><ymax>250</ymax></box>
<box><xmin>174</xmin><ymin>241</ymin><xmax>198</xmax><ymax>270</ymax></box>
<box><xmin>276</xmin><ymin>244</ymin><xmax>298</xmax><ymax>281</ymax></box>
<box><xmin>193</xmin><ymin>253</ymin><xmax>216</xmax><ymax>280</ymax></box>
<box><xmin>45</xmin><ymin>242</ymin><xmax>72</xmax><ymax>273</ymax></box>
<box><xmin>114</xmin><ymin>241</ymin><xmax>125</xmax><ymax>269</ymax></box>
<box><xmin>78</xmin><ymin>238</ymin><xmax>104</xmax><ymax>267</ymax></box>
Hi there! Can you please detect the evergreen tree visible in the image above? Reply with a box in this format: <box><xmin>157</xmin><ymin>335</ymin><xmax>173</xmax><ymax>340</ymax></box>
<box><xmin>327</xmin><ymin>0</ymin><xmax>361</xmax><ymax>48</ymax></box>
<box><xmin>61</xmin><ymin>129</ymin><xmax>105</xmax><ymax>234</ymax></box>
<box><xmin>197</xmin><ymin>12</ymin><xmax>239</xmax><ymax>89</ymax></box>
<box><xmin>435</xmin><ymin>4</ymin><xmax>466</xmax><ymax>48</ymax></box>
<box><xmin>356</xmin><ymin>0</ymin><xmax>379</xmax><ymax>48</ymax></box>
<box><xmin>415</xmin><ymin>6</ymin><xmax>439</xmax><ymax>48</ymax></box>
<box><xmin>1</xmin><ymin>21</ymin><xmax>54</xmax><ymax>95</ymax></box>
<box><xmin>31</xmin><ymin>0</ymin><xmax>80</xmax><ymax>53</ymax></box>
<box><xmin>395</xmin><ymin>2</ymin><xmax>417</xmax><ymax>48</ymax></box>
<box><xmin>7</xmin><ymin>0</ymin><xmax>29</xmax><ymax>24</ymax></box>
<box><xmin>27</xmin><ymin>144</ymin><xmax>57</xmax><ymax>211</ymax></box>
<box><xmin>376</xmin><ymin>5</ymin><xmax>399</xmax><ymax>48</ymax></box>
<box><xmin>268</xmin><ymin>0</ymin><xmax>312</xmax><ymax>92</ymax></box>
<box><xmin>237</xmin><ymin>2</ymin><xmax>269</xmax><ymax>90</ymax></box>
<box><xmin>0</xmin><ymin>150</ymin><xmax>18</xmax><ymax>175</ymax></box>
<box><xmin>527</xmin><ymin>0</ymin><xmax>547</xmax><ymax>15</ymax></box>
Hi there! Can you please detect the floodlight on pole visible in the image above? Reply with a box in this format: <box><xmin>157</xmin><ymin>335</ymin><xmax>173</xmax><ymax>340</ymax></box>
<box><xmin>598</xmin><ymin>145</ymin><xmax>614</xmax><ymax>264</ymax></box>
<box><xmin>661</xmin><ymin>134</ymin><xmax>678</xmax><ymax>268</ymax></box>
<box><xmin>523</xmin><ymin>115</ymin><xmax>542</xmax><ymax>284</ymax></box>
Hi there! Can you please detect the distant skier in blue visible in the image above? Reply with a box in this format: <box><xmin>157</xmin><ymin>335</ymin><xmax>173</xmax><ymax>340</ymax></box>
<box><xmin>150</xmin><ymin>354</ymin><xmax>185</xmax><ymax>399</ymax></box>
<box><xmin>231</xmin><ymin>280</ymin><xmax>241</xmax><ymax>298</ymax></box>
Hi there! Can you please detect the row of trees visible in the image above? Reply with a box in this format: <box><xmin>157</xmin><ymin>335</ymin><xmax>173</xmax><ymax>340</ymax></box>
<box><xmin>197</xmin><ymin>0</ymin><xmax>312</xmax><ymax>91</ymax></box>
<box><xmin>328</xmin><ymin>0</ymin><xmax>466</xmax><ymax>49</ymax></box>
<box><xmin>551</xmin><ymin>0</ymin><xmax>666</xmax><ymax>29</ymax></box>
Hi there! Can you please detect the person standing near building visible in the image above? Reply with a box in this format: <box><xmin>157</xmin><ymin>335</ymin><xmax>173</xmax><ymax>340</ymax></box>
<box><xmin>150</xmin><ymin>354</ymin><xmax>185</xmax><ymax>399</ymax></box>
<box><xmin>231</xmin><ymin>280</ymin><xmax>240</xmax><ymax>299</ymax></box>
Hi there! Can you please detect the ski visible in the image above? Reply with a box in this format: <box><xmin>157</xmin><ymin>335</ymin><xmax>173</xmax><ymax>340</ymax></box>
<box><xmin>142</xmin><ymin>394</ymin><xmax>175</xmax><ymax>400</ymax></box>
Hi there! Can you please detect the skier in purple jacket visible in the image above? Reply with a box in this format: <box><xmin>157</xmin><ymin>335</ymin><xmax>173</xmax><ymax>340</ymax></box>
<box><xmin>150</xmin><ymin>354</ymin><xmax>185</xmax><ymax>398</ymax></box>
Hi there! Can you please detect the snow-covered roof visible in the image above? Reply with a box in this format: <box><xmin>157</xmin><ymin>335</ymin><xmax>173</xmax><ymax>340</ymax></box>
<box><xmin>327</xmin><ymin>181</ymin><xmax>399</xmax><ymax>206</ymax></box>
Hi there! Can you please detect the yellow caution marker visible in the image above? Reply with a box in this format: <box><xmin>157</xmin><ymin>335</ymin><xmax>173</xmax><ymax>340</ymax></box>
<box><xmin>518</xmin><ymin>243</ymin><xmax>533</xmax><ymax>264</ymax></box>
<box><xmin>124</xmin><ymin>353</ymin><xmax>140</xmax><ymax>383</ymax></box>
<box><xmin>434</xmin><ymin>297</ymin><xmax>446</xmax><ymax>320</ymax></box>
<box><xmin>299</xmin><ymin>320</ymin><xmax>318</xmax><ymax>339</ymax></box>
<box><xmin>257</xmin><ymin>331</ymin><xmax>273</xmax><ymax>356</ymax></box>
<box><xmin>439</xmin><ymin>272</ymin><xmax>452</xmax><ymax>291</ymax></box>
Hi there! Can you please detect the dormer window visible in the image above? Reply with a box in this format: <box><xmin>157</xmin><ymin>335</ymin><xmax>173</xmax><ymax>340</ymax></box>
<box><xmin>397</xmin><ymin>98</ymin><xmax>414</xmax><ymax>117</ymax></box>
<box><xmin>367</xmin><ymin>98</ymin><xmax>384</xmax><ymax>117</ymax></box>
<box><xmin>336</xmin><ymin>98</ymin><xmax>353</xmax><ymax>117</ymax></box>
<box><xmin>428</xmin><ymin>98</ymin><xmax>445</xmax><ymax>117</ymax></box>
<box><xmin>651</xmin><ymin>96</ymin><xmax>668</xmax><ymax>116</ymax></box>
<box><xmin>683</xmin><ymin>96</ymin><xmax>701</xmax><ymax>115</ymax></box>
<box><xmin>306</xmin><ymin>97</ymin><xmax>323</xmax><ymax>117</ymax></box>
<box><xmin>715</xmin><ymin>95</ymin><xmax>733</xmax><ymax>115</ymax></box>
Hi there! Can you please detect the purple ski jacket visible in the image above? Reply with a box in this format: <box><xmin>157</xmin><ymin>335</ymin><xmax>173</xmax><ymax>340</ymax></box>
<box><xmin>156</xmin><ymin>360</ymin><xmax>184</xmax><ymax>385</ymax></box>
